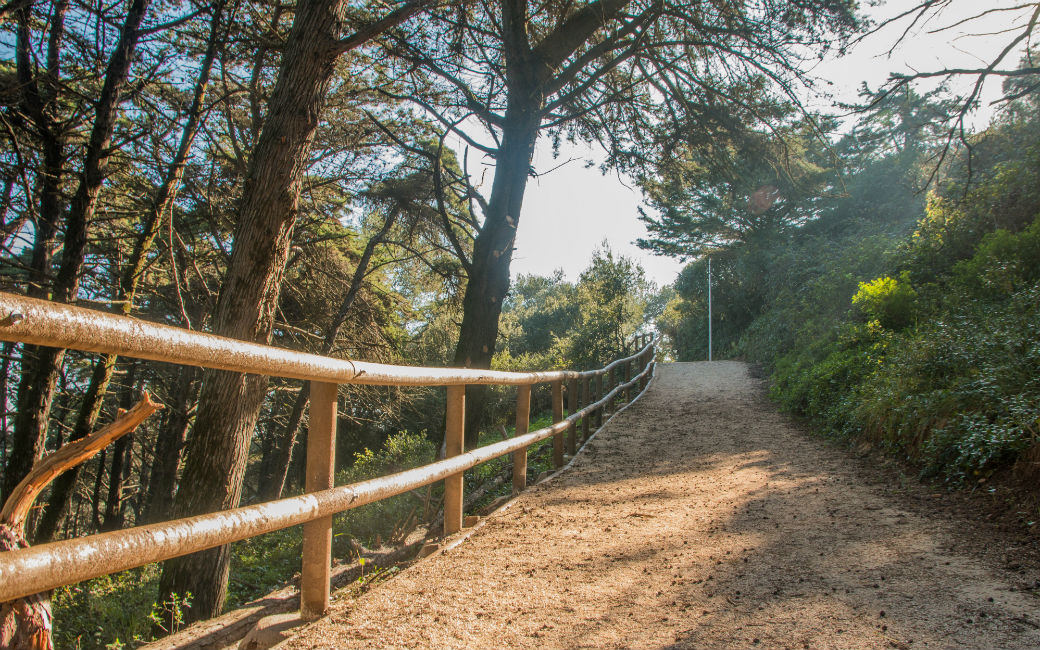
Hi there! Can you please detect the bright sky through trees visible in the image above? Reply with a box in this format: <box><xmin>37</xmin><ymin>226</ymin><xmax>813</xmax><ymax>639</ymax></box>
<box><xmin>513</xmin><ymin>0</ymin><xmax>1032</xmax><ymax>288</ymax></box>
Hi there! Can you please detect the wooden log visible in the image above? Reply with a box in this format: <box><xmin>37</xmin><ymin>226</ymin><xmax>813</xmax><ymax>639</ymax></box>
<box><xmin>595</xmin><ymin>373</ymin><xmax>604</xmax><ymax>428</ymax></box>
<box><xmin>581</xmin><ymin>377</ymin><xmax>591</xmax><ymax>441</ymax></box>
<box><xmin>0</xmin><ymin>394</ymin><xmax>161</xmax><ymax>534</ymax></box>
<box><xmin>566</xmin><ymin>378</ymin><xmax>579</xmax><ymax>456</ymax></box>
<box><xmin>0</xmin><ymin>292</ymin><xmax>582</xmax><ymax>388</ymax></box>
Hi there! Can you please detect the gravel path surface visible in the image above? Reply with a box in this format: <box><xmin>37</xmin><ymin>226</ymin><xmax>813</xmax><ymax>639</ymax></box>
<box><xmin>282</xmin><ymin>362</ymin><xmax>1040</xmax><ymax>649</ymax></box>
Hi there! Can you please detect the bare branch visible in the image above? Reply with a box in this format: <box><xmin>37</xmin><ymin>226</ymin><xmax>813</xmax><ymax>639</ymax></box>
<box><xmin>0</xmin><ymin>394</ymin><xmax>162</xmax><ymax>534</ymax></box>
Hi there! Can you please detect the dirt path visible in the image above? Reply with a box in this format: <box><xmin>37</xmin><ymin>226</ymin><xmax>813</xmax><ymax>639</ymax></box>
<box><xmin>282</xmin><ymin>362</ymin><xmax>1040</xmax><ymax>649</ymax></box>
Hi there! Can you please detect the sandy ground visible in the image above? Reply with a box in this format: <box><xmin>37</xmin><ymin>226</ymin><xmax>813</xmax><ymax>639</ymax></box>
<box><xmin>282</xmin><ymin>362</ymin><xmax>1040</xmax><ymax>649</ymax></box>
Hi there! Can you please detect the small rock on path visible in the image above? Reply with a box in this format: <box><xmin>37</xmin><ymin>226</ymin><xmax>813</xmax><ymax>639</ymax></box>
<box><xmin>283</xmin><ymin>362</ymin><xmax>1040</xmax><ymax>649</ymax></box>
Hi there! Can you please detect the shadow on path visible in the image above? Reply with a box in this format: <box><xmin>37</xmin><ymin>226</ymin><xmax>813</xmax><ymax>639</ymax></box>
<box><xmin>283</xmin><ymin>362</ymin><xmax>1040</xmax><ymax>650</ymax></box>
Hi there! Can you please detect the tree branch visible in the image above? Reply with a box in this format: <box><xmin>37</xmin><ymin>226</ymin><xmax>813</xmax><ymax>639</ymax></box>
<box><xmin>0</xmin><ymin>393</ymin><xmax>162</xmax><ymax>534</ymax></box>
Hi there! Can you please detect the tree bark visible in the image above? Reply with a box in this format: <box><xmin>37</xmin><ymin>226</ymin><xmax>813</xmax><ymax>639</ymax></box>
<box><xmin>155</xmin><ymin>0</ymin><xmax>433</xmax><ymax>624</ymax></box>
<box><xmin>18</xmin><ymin>0</ymin><xmax>69</xmax><ymax>298</ymax></box>
<box><xmin>100</xmin><ymin>363</ymin><xmax>138</xmax><ymax>531</ymax></box>
<box><xmin>89</xmin><ymin>448</ymin><xmax>106</xmax><ymax>530</ymax></box>
<box><xmin>453</xmin><ymin>102</ymin><xmax>542</xmax><ymax>448</ymax></box>
<box><xmin>448</xmin><ymin>0</ymin><xmax>634</xmax><ymax>449</ymax></box>
<box><xmin>32</xmin><ymin>0</ymin><xmax>224</xmax><ymax>542</ymax></box>
<box><xmin>3</xmin><ymin>0</ymin><xmax>152</xmax><ymax>506</ymax></box>
<box><xmin>156</xmin><ymin>0</ymin><xmax>352</xmax><ymax>624</ymax></box>
<box><xmin>141</xmin><ymin>366</ymin><xmax>199</xmax><ymax>524</ymax></box>
<box><xmin>0</xmin><ymin>342</ymin><xmax>11</xmax><ymax>477</ymax></box>
<box><xmin>3</xmin><ymin>0</ymin><xmax>70</xmax><ymax>508</ymax></box>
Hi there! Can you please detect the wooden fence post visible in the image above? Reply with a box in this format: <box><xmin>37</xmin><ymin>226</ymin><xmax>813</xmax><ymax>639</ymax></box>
<box><xmin>595</xmin><ymin>373</ymin><xmax>604</xmax><ymax>428</ymax></box>
<box><xmin>444</xmin><ymin>385</ymin><xmax>465</xmax><ymax>535</ymax></box>
<box><xmin>581</xmin><ymin>376</ymin><xmax>590</xmax><ymax>441</ymax></box>
<box><xmin>608</xmin><ymin>366</ymin><xmax>616</xmax><ymax>414</ymax></box>
<box><xmin>552</xmin><ymin>381</ymin><xmax>564</xmax><ymax>468</ymax></box>
<box><xmin>567</xmin><ymin>377</ymin><xmax>579</xmax><ymax>456</ymax></box>
<box><xmin>513</xmin><ymin>384</ymin><xmax>531</xmax><ymax>494</ymax></box>
<box><xmin>636</xmin><ymin>349</ymin><xmax>644</xmax><ymax>391</ymax></box>
<box><xmin>623</xmin><ymin>359</ymin><xmax>631</xmax><ymax>404</ymax></box>
<box><xmin>301</xmin><ymin>381</ymin><xmax>337</xmax><ymax>620</ymax></box>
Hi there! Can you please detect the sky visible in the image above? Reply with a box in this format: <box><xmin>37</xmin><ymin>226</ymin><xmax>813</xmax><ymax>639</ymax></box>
<box><xmin>509</xmin><ymin>0</ymin><xmax>1033</xmax><ymax>288</ymax></box>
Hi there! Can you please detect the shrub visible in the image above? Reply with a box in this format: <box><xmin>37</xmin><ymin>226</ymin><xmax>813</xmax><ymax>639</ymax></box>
<box><xmin>953</xmin><ymin>216</ymin><xmax>1040</xmax><ymax>296</ymax></box>
<box><xmin>852</xmin><ymin>271</ymin><xmax>917</xmax><ymax>330</ymax></box>
<box><xmin>52</xmin><ymin>566</ymin><xmax>163</xmax><ymax>650</ymax></box>
<box><xmin>334</xmin><ymin>431</ymin><xmax>436</xmax><ymax>548</ymax></box>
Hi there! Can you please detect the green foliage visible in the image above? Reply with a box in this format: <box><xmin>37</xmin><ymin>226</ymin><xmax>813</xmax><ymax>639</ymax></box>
<box><xmin>637</xmin><ymin>92</ymin><xmax>841</xmax><ymax>258</ymax></box>
<box><xmin>334</xmin><ymin>431</ymin><xmax>436</xmax><ymax>547</ymax></box>
<box><xmin>762</xmin><ymin>157</ymin><xmax>1040</xmax><ymax>484</ymax></box>
<box><xmin>653</xmin><ymin>69</ymin><xmax>1040</xmax><ymax>487</ymax></box>
<box><xmin>495</xmin><ymin>271</ymin><xmax>576</xmax><ymax>374</ymax></box>
<box><xmin>226</xmin><ymin>527</ymin><xmax>304</xmax><ymax>610</ymax></box>
<box><xmin>52</xmin><ymin>566</ymin><xmax>164</xmax><ymax>650</ymax></box>
<box><xmin>497</xmin><ymin>245</ymin><xmax>654</xmax><ymax>371</ymax></box>
<box><xmin>564</xmin><ymin>244</ymin><xmax>653</xmax><ymax>369</ymax></box>
<box><xmin>856</xmin><ymin>284</ymin><xmax>1040</xmax><ymax>482</ymax></box>
<box><xmin>770</xmin><ymin>320</ymin><xmax>888</xmax><ymax>435</ymax></box>
<box><xmin>852</xmin><ymin>271</ymin><xmax>917</xmax><ymax>330</ymax></box>
<box><xmin>464</xmin><ymin>413</ymin><xmax>556</xmax><ymax>511</ymax></box>
<box><xmin>953</xmin><ymin>218</ymin><xmax>1040</xmax><ymax>295</ymax></box>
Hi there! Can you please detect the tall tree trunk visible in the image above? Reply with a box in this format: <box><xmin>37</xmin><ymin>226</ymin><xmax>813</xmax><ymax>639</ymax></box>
<box><xmin>0</xmin><ymin>341</ymin><xmax>12</xmax><ymax>484</ymax></box>
<box><xmin>141</xmin><ymin>366</ymin><xmax>199</xmax><ymax>524</ymax></box>
<box><xmin>155</xmin><ymin>0</ymin><xmax>433</xmax><ymax>623</ymax></box>
<box><xmin>89</xmin><ymin>448</ymin><xmax>106</xmax><ymax>530</ymax></box>
<box><xmin>258</xmin><ymin>210</ymin><xmax>398</xmax><ymax>501</ymax></box>
<box><xmin>0</xmin><ymin>174</ymin><xmax>15</xmax><ymax>239</ymax></box>
<box><xmin>100</xmin><ymin>432</ymin><xmax>131</xmax><ymax>532</ymax></box>
<box><xmin>453</xmin><ymin>104</ymin><xmax>542</xmax><ymax>449</ymax></box>
<box><xmin>3</xmin><ymin>0</ymin><xmax>152</xmax><ymax>505</ymax></box>
<box><xmin>100</xmin><ymin>363</ymin><xmax>138</xmax><ymax>532</ymax></box>
<box><xmin>19</xmin><ymin>0</ymin><xmax>68</xmax><ymax>298</ymax></box>
<box><xmin>32</xmin><ymin>0</ymin><xmax>224</xmax><ymax>542</ymax></box>
<box><xmin>444</xmin><ymin>0</ymin><xmax>634</xmax><ymax>448</ymax></box>
<box><xmin>4</xmin><ymin>0</ymin><xmax>71</xmax><ymax>507</ymax></box>
<box><xmin>157</xmin><ymin>0</ymin><xmax>352</xmax><ymax>623</ymax></box>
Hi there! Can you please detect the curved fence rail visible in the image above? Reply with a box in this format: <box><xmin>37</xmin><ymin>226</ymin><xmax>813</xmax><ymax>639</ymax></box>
<box><xmin>0</xmin><ymin>292</ymin><xmax>656</xmax><ymax>620</ymax></box>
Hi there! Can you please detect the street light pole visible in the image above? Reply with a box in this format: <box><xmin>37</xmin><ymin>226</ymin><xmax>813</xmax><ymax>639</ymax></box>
<box><xmin>707</xmin><ymin>257</ymin><xmax>712</xmax><ymax>362</ymax></box>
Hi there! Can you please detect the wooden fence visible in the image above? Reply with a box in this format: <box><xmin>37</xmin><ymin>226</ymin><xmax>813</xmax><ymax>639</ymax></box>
<box><xmin>0</xmin><ymin>292</ymin><xmax>655</xmax><ymax>620</ymax></box>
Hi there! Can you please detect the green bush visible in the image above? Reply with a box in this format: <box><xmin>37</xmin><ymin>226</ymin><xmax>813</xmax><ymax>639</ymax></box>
<box><xmin>52</xmin><ymin>566</ymin><xmax>163</xmax><ymax>650</ymax></box>
<box><xmin>953</xmin><ymin>216</ymin><xmax>1040</xmax><ymax>296</ymax></box>
<box><xmin>770</xmin><ymin>320</ymin><xmax>887</xmax><ymax>436</ymax></box>
<box><xmin>334</xmin><ymin>431</ymin><xmax>436</xmax><ymax>548</ymax></box>
<box><xmin>739</xmin><ymin>139</ymin><xmax>1040</xmax><ymax>487</ymax></box>
<box><xmin>852</xmin><ymin>271</ymin><xmax>917</xmax><ymax>330</ymax></box>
